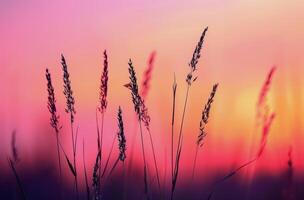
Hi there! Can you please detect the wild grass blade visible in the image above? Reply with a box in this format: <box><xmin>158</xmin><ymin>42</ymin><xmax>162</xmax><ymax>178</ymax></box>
<box><xmin>92</xmin><ymin>150</ymin><xmax>102</xmax><ymax>200</ymax></box>
<box><xmin>139</xmin><ymin>120</ymin><xmax>150</xmax><ymax>200</ymax></box>
<box><xmin>117</xmin><ymin>106</ymin><xmax>126</xmax><ymax>162</ymax></box>
<box><xmin>8</xmin><ymin>158</ymin><xmax>26</xmax><ymax>200</ymax></box>
<box><xmin>60</xmin><ymin>54</ymin><xmax>78</xmax><ymax>198</ymax></box>
<box><xmin>172</xmin><ymin>27</ymin><xmax>208</xmax><ymax>199</ymax></box>
<box><xmin>171</xmin><ymin>74</ymin><xmax>177</xmax><ymax>193</ymax></box>
<box><xmin>107</xmin><ymin>157</ymin><xmax>120</xmax><ymax>178</ymax></box>
<box><xmin>60</xmin><ymin>143</ymin><xmax>76</xmax><ymax>177</ymax></box>
<box><xmin>141</xmin><ymin>51</ymin><xmax>156</xmax><ymax>99</ymax></box>
<box><xmin>126</xmin><ymin>59</ymin><xmax>146</xmax><ymax>189</ymax></box>
<box><xmin>101</xmin><ymin>134</ymin><xmax>116</xmax><ymax>178</ymax></box>
<box><xmin>11</xmin><ymin>130</ymin><xmax>19</xmax><ymax>163</ymax></box>
<box><xmin>98</xmin><ymin>50</ymin><xmax>109</xmax><ymax>193</ymax></box>
<box><xmin>45</xmin><ymin>68</ymin><xmax>63</xmax><ymax>184</ymax></box>
<box><xmin>9</xmin><ymin>131</ymin><xmax>26</xmax><ymax>200</ymax></box>
<box><xmin>192</xmin><ymin>83</ymin><xmax>218</xmax><ymax>178</ymax></box>
<box><xmin>83</xmin><ymin>140</ymin><xmax>90</xmax><ymax>200</ymax></box>
<box><xmin>207</xmin><ymin>116</ymin><xmax>275</xmax><ymax>200</ymax></box>
<box><xmin>207</xmin><ymin>68</ymin><xmax>276</xmax><ymax>199</ymax></box>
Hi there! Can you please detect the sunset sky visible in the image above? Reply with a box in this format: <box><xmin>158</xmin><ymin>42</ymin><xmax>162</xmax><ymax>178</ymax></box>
<box><xmin>1</xmin><ymin>0</ymin><xmax>303</xmax><ymax>185</ymax></box>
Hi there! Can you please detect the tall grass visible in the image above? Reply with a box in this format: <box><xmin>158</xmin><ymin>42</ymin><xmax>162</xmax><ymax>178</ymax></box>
<box><xmin>45</xmin><ymin>68</ymin><xmax>63</xmax><ymax>190</ymax></box>
<box><xmin>127</xmin><ymin>51</ymin><xmax>157</xmax><ymax>191</ymax></box>
<box><xmin>33</xmin><ymin>28</ymin><xmax>288</xmax><ymax>200</ymax></box>
<box><xmin>139</xmin><ymin>52</ymin><xmax>161</xmax><ymax>191</ymax></box>
<box><xmin>82</xmin><ymin>140</ymin><xmax>90</xmax><ymax>200</ymax></box>
<box><xmin>141</xmin><ymin>51</ymin><xmax>156</xmax><ymax>100</ymax></box>
<box><xmin>207</xmin><ymin>112</ymin><xmax>276</xmax><ymax>199</ymax></box>
<box><xmin>192</xmin><ymin>83</ymin><xmax>218</xmax><ymax>179</ymax></box>
<box><xmin>127</xmin><ymin>59</ymin><xmax>151</xmax><ymax>199</ymax></box>
<box><xmin>8</xmin><ymin>131</ymin><xmax>26</xmax><ymax>200</ymax></box>
<box><xmin>98</xmin><ymin>50</ymin><xmax>109</xmax><ymax>162</ymax></box>
<box><xmin>107</xmin><ymin>106</ymin><xmax>126</xmax><ymax>177</ymax></box>
<box><xmin>171</xmin><ymin>26</ymin><xmax>208</xmax><ymax>200</ymax></box>
<box><xmin>171</xmin><ymin>74</ymin><xmax>177</xmax><ymax>196</ymax></box>
<box><xmin>101</xmin><ymin>135</ymin><xmax>116</xmax><ymax>178</ymax></box>
<box><xmin>147</xmin><ymin>126</ymin><xmax>161</xmax><ymax>192</ymax></box>
<box><xmin>92</xmin><ymin>147</ymin><xmax>102</xmax><ymax>200</ymax></box>
<box><xmin>207</xmin><ymin>67</ymin><xmax>276</xmax><ymax>200</ymax></box>
<box><xmin>60</xmin><ymin>54</ymin><xmax>79</xmax><ymax>199</ymax></box>
<box><xmin>8</xmin><ymin>158</ymin><xmax>26</xmax><ymax>200</ymax></box>
<box><xmin>97</xmin><ymin>50</ymin><xmax>109</xmax><ymax>194</ymax></box>
<box><xmin>11</xmin><ymin>130</ymin><xmax>19</xmax><ymax>164</ymax></box>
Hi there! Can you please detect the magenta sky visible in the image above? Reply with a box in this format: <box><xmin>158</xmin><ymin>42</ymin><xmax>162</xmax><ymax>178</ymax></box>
<box><xmin>1</xmin><ymin>0</ymin><xmax>304</xmax><ymax>181</ymax></box>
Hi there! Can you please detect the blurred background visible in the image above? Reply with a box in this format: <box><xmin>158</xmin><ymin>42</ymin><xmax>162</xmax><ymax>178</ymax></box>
<box><xmin>0</xmin><ymin>0</ymin><xmax>303</xmax><ymax>199</ymax></box>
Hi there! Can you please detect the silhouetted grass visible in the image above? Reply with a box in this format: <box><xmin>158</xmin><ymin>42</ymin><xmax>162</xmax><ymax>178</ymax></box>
<box><xmin>207</xmin><ymin>67</ymin><xmax>276</xmax><ymax>200</ymax></box>
<box><xmin>28</xmin><ymin>26</ymin><xmax>294</xmax><ymax>200</ymax></box>
<box><xmin>45</xmin><ymin>68</ymin><xmax>63</xmax><ymax>195</ymax></box>
<box><xmin>92</xmin><ymin>149</ymin><xmax>102</xmax><ymax>200</ymax></box>
<box><xmin>83</xmin><ymin>140</ymin><xmax>90</xmax><ymax>200</ymax></box>
<box><xmin>98</xmin><ymin>50</ymin><xmax>109</xmax><ymax>192</ymax></box>
<box><xmin>61</xmin><ymin>54</ymin><xmax>79</xmax><ymax>199</ymax></box>
<box><xmin>127</xmin><ymin>59</ymin><xmax>151</xmax><ymax>199</ymax></box>
<box><xmin>192</xmin><ymin>83</ymin><xmax>218</xmax><ymax>179</ymax></box>
<box><xmin>8</xmin><ymin>131</ymin><xmax>26</xmax><ymax>200</ymax></box>
<box><xmin>141</xmin><ymin>51</ymin><xmax>156</xmax><ymax>100</ymax></box>
<box><xmin>107</xmin><ymin>106</ymin><xmax>126</xmax><ymax>177</ymax></box>
<box><xmin>172</xmin><ymin>26</ymin><xmax>208</xmax><ymax>200</ymax></box>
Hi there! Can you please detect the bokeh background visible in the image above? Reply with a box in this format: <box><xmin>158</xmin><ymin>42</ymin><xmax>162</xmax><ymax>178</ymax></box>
<box><xmin>1</xmin><ymin>0</ymin><xmax>303</xmax><ymax>199</ymax></box>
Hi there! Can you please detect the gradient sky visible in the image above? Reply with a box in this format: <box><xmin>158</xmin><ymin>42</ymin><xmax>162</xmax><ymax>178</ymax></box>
<box><xmin>1</xmin><ymin>0</ymin><xmax>303</xmax><ymax>184</ymax></box>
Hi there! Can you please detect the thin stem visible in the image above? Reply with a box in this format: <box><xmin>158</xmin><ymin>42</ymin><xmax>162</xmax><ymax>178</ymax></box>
<box><xmin>100</xmin><ymin>112</ymin><xmax>105</xmax><ymax>159</ymax></box>
<box><xmin>171</xmin><ymin>84</ymin><xmax>190</xmax><ymax>200</ymax></box>
<box><xmin>8</xmin><ymin>158</ymin><xmax>26</xmax><ymax>200</ymax></box>
<box><xmin>107</xmin><ymin>157</ymin><xmax>120</xmax><ymax>177</ymax></box>
<box><xmin>55</xmin><ymin>131</ymin><xmax>63</xmax><ymax>199</ymax></box>
<box><xmin>95</xmin><ymin>108</ymin><xmax>101</xmax><ymax>194</ymax></box>
<box><xmin>171</xmin><ymin>75</ymin><xmax>177</xmax><ymax>186</ymax></box>
<box><xmin>101</xmin><ymin>134</ymin><xmax>116</xmax><ymax>178</ymax></box>
<box><xmin>217</xmin><ymin>158</ymin><xmax>258</xmax><ymax>184</ymax></box>
<box><xmin>176</xmin><ymin>85</ymin><xmax>190</xmax><ymax>161</ymax></box>
<box><xmin>70</xmin><ymin>118</ymin><xmax>78</xmax><ymax>200</ymax></box>
<box><xmin>98</xmin><ymin>111</ymin><xmax>105</xmax><ymax>194</ymax></box>
<box><xmin>192</xmin><ymin>145</ymin><xmax>199</xmax><ymax>179</ymax></box>
<box><xmin>147</xmin><ymin>129</ymin><xmax>161</xmax><ymax>191</ymax></box>
<box><xmin>55</xmin><ymin>132</ymin><xmax>62</xmax><ymax>179</ymax></box>
<box><xmin>82</xmin><ymin>140</ymin><xmax>90</xmax><ymax>200</ymax></box>
<box><xmin>161</xmin><ymin>87</ymin><xmax>171</xmax><ymax>198</ymax></box>
<box><xmin>171</xmin><ymin>110</ymin><xmax>174</xmax><ymax>182</ymax></box>
<box><xmin>126</xmin><ymin>118</ymin><xmax>138</xmax><ymax>180</ymax></box>
<box><xmin>139</xmin><ymin>119</ymin><xmax>149</xmax><ymax>200</ymax></box>
<box><xmin>163</xmin><ymin>140</ymin><xmax>168</xmax><ymax>200</ymax></box>
<box><xmin>95</xmin><ymin>108</ymin><xmax>101</xmax><ymax>151</ymax></box>
<box><xmin>207</xmin><ymin>157</ymin><xmax>258</xmax><ymax>200</ymax></box>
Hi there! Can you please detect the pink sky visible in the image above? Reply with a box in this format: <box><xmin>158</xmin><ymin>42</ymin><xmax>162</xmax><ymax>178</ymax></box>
<box><xmin>1</xmin><ymin>0</ymin><xmax>304</xmax><ymax>182</ymax></box>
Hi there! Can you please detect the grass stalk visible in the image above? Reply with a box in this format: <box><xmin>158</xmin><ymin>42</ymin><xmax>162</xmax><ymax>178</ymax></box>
<box><xmin>83</xmin><ymin>140</ymin><xmax>90</xmax><ymax>200</ymax></box>
<box><xmin>99</xmin><ymin>111</ymin><xmax>105</xmax><ymax>193</ymax></box>
<box><xmin>139</xmin><ymin>119</ymin><xmax>150</xmax><ymax>200</ymax></box>
<box><xmin>70</xmin><ymin>119</ymin><xmax>79</xmax><ymax>199</ymax></box>
<box><xmin>147</xmin><ymin>129</ymin><xmax>161</xmax><ymax>191</ymax></box>
<box><xmin>192</xmin><ymin>145</ymin><xmax>199</xmax><ymax>179</ymax></box>
<box><xmin>192</xmin><ymin>83</ymin><xmax>218</xmax><ymax>179</ymax></box>
<box><xmin>101</xmin><ymin>134</ymin><xmax>116</xmax><ymax>178</ymax></box>
<box><xmin>45</xmin><ymin>68</ymin><xmax>63</xmax><ymax>194</ymax></box>
<box><xmin>171</xmin><ymin>75</ymin><xmax>177</xmax><ymax>183</ymax></box>
<box><xmin>171</xmin><ymin>84</ymin><xmax>190</xmax><ymax>200</ymax></box>
<box><xmin>8</xmin><ymin>158</ymin><xmax>26</xmax><ymax>200</ymax></box>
